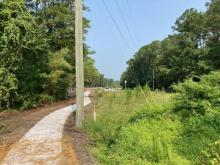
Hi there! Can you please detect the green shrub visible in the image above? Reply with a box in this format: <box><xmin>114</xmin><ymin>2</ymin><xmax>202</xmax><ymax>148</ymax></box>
<box><xmin>19</xmin><ymin>95</ymin><xmax>38</xmax><ymax>110</ymax></box>
<box><xmin>201</xmin><ymin>140</ymin><xmax>220</xmax><ymax>165</ymax></box>
<box><xmin>172</xmin><ymin>71</ymin><xmax>220</xmax><ymax>163</ymax></box>
<box><xmin>174</xmin><ymin>113</ymin><xmax>220</xmax><ymax>162</ymax></box>
<box><xmin>85</xmin><ymin>90</ymin><xmax>191</xmax><ymax>165</ymax></box>
<box><xmin>98</xmin><ymin>118</ymin><xmax>188</xmax><ymax>165</ymax></box>
<box><xmin>87</xmin><ymin>73</ymin><xmax>220</xmax><ymax>164</ymax></box>
<box><xmin>0</xmin><ymin>69</ymin><xmax>18</xmax><ymax>110</ymax></box>
<box><xmin>173</xmin><ymin>71</ymin><xmax>220</xmax><ymax>117</ymax></box>
<box><xmin>37</xmin><ymin>94</ymin><xmax>54</xmax><ymax>105</ymax></box>
<box><xmin>19</xmin><ymin>94</ymin><xmax>54</xmax><ymax>110</ymax></box>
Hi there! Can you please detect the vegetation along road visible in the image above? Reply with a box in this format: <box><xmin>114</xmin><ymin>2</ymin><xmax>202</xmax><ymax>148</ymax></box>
<box><xmin>1</xmin><ymin>0</ymin><xmax>220</xmax><ymax>165</ymax></box>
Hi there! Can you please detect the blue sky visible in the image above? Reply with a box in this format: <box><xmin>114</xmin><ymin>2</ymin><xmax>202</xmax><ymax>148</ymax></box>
<box><xmin>84</xmin><ymin>0</ymin><xmax>208</xmax><ymax>80</ymax></box>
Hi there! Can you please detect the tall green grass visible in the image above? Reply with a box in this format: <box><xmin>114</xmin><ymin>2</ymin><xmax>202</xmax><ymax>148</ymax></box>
<box><xmin>85</xmin><ymin>89</ymin><xmax>183</xmax><ymax>164</ymax></box>
<box><xmin>85</xmin><ymin>85</ymin><xmax>220</xmax><ymax>164</ymax></box>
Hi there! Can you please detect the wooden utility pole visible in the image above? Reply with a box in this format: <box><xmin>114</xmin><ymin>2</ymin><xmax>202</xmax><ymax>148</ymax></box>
<box><xmin>75</xmin><ymin>0</ymin><xmax>84</xmax><ymax>128</ymax></box>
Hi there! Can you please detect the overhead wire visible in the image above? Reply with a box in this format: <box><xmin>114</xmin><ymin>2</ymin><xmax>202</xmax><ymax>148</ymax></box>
<box><xmin>101</xmin><ymin>0</ymin><xmax>134</xmax><ymax>54</ymax></box>
<box><xmin>101</xmin><ymin>0</ymin><xmax>148</xmax><ymax>101</ymax></box>
<box><xmin>121</xmin><ymin>0</ymin><xmax>140</xmax><ymax>45</ymax></box>
<box><xmin>114</xmin><ymin>0</ymin><xmax>138</xmax><ymax>49</ymax></box>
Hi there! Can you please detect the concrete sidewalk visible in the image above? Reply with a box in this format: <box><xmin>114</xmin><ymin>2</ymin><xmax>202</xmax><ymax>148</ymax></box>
<box><xmin>2</xmin><ymin>94</ymin><xmax>91</xmax><ymax>165</ymax></box>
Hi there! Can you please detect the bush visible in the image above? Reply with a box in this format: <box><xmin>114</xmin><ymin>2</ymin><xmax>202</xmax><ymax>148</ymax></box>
<box><xmin>201</xmin><ymin>140</ymin><xmax>220</xmax><ymax>165</ymax></box>
<box><xmin>85</xmin><ymin>90</ymin><xmax>191</xmax><ymax>164</ymax></box>
<box><xmin>173</xmin><ymin>71</ymin><xmax>220</xmax><ymax>117</ymax></box>
<box><xmin>174</xmin><ymin>113</ymin><xmax>220</xmax><ymax>162</ymax></box>
<box><xmin>19</xmin><ymin>94</ymin><xmax>54</xmax><ymax>110</ymax></box>
<box><xmin>172</xmin><ymin>71</ymin><xmax>220</xmax><ymax>163</ymax></box>
<box><xmin>37</xmin><ymin>94</ymin><xmax>54</xmax><ymax>105</ymax></box>
<box><xmin>0</xmin><ymin>68</ymin><xmax>18</xmax><ymax>110</ymax></box>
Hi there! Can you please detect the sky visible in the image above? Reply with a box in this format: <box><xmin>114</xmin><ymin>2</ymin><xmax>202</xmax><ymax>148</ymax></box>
<box><xmin>84</xmin><ymin>0</ymin><xmax>208</xmax><ymax>80</ymax></box>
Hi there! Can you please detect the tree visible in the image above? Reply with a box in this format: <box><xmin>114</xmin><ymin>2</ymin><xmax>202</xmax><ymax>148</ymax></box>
<box><xmin>120</xmin><ymin>41</ymin><xmax>161</xmax><ymax>88</ymax></box>
<box><xmin>173</xmin><ymin>8</ymin><xmax>207</xmax><ymax>46</ymax></box>
<box><xmin>48</xmin><ymin>48</ymin><xmax>73</xmax><ymax>100</ymax></box>
<box><xmin>157</xmin><ymin>34</ymin><xmax>208</xmax><ymax>88</ymax></box>
<box><xmin>120</xmin><ymin>1</ymin><xmax>220</xmax><ymax>89</ymax></box>
<box><xmin>0</xmin><ymin>0</ymin><xmax>102</xmax><ymax>110</ymax></box>
<box><xmin>205</xmin><ymin>0</ymin><xmax>220</xmax><ymax>69</ymax></box>
<box><xmin>84</xmin><ymin>57</ymin><xmax>101</xmax><ymax>87</ymax></box>
<box><xmin>0</xmin><ymin>0</ymin><xmax>44</xmax><ymax>109</ymax></box>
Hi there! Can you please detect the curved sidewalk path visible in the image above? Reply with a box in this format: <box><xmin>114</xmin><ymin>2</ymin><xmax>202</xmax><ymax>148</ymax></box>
<box><xmin>2</xmin><ymin>92</ymin><xmax>91</xmax><ymax>165</ymax></box>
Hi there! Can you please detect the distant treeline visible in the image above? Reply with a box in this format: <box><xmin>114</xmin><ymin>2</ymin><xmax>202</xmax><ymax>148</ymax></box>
<box><xmin>120</xmin><ymin>0</ymin><xmax>220</xmax><ymax>89</ymax></box>
<box><xmin>87</xmin><ymin>74</ymin><xmax>120</xmax><ymax>88</ymax></box>
<box><xmin>0</xmin><ymin>0</ymin><xmax>102</xmax><ymax>110</ymax></box>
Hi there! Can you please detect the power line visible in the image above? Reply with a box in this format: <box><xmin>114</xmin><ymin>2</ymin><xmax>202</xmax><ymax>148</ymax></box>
<box><xmin>101</xmin><ymin>0</ymin><xmax>148</xmax><ymax>101</ymax></box>
<box><xmin>101</xmin><ymin>0</ymin><xmax>134</xmax><ymax>54</ymax></box>
<box><xmin>123</xmin><ymin>0</ymin><xmax>137</xmax><ymax>29</ymax></box>
<box><xmin>122</xmin><ymin>0</ymin><xmax>140</xmax><ymax>45</ymax></box>
<box><xmin>114</xmin><ymin>0</ymin><xmax>138</xmax><ymax>49</ymax></box>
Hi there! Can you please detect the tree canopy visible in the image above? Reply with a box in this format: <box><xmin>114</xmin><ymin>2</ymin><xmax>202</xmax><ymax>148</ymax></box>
<box><xmin>0</xmin><ymin>0</ymin><xmax>103</xmax><ymax>110</ymax></box>
<box><xmin>121</xmin><ymin>0</ymin><xmax>220</xmax><ymax>89</ymax></box>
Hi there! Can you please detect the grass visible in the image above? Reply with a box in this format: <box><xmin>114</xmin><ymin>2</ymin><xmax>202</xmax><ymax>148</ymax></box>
<box><xmin>85</xmin><ymin>88</ymin><xmax>220</xmax><ymax>164</ymax></box>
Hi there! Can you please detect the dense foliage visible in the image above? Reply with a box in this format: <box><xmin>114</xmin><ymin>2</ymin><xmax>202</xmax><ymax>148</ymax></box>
<box><xmin>173</xmin><ymin>71</ymin><xmax>220</xmax><ymax>164</ymax></box>
<box><xmin>0</xmin><ymin>0</ymin><xmax>103</xmax><ymax>110</ymax></box>
<box><xmin>121</xmin><ymin>0</ymin><xmax>220</xmax><ymax>89</ymax></box>
<box><xmin>86</xmin><ymin>77</ymin><xmax>220</xmax><ymax>164</ymax></box>
<box><xmin>173</xmin><ymin>71</ymin><xmax>220</xmax><ymax>117</ymax></box>
<box><xmin>84</xmin><ymin>1</ymin><xmax>220</xmax><ymax>164</ymax></box>
<box><xmin>85</xmin><ymin>90</ymin><xmax>186</xmax><ymax>164</ymax></box>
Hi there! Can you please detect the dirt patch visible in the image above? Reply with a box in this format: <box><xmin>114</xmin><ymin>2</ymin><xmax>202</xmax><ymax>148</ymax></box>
<box><xmin>0</xmin><ymin>98</ymin><xmax>75</xmax><ymax>162</ymax></box>
<box><xmin>62</xmin><ymin>105</ymin><xmax>96</xmax><ymax>165</ymax></box>
<box><xmin>0</xmin><ymin>90</ymin><xmax>96</xmax><ymax>164</ymax></box>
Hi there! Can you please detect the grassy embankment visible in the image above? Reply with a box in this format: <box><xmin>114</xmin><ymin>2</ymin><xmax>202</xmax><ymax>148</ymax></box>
<box><xmin>85</xmin><ymin>85</ymin><xmax>220</xmax><ymax>164</ymax></box>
